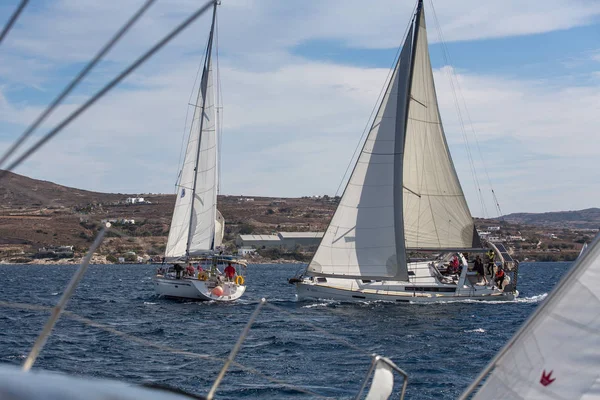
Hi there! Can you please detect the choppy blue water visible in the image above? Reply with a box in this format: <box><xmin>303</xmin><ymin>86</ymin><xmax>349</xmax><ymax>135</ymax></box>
<box><xmin>0</xmin><ymin>262</ymin><xmax>569</xmax><ymax>399</ymax></box>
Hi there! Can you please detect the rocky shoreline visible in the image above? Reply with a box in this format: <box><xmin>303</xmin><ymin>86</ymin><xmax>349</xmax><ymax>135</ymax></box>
<box><xmin>0</xmin><ymin>254</ymin><xmax>308</xmax><ymax>266</ymax></box>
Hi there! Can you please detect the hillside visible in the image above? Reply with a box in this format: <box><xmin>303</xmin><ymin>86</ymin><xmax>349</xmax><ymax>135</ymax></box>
<box><xmin>0</xmin><ymin>172</ymin><xmax>337</xmax><ymax>263</ymax></box>
<box><xmin>502</xmin><ymin>208</ymin><xmax>600</xmax><ymax>229</ymax></box>
<box><xmin>1</xmin><ymin>170</ymin><xmax>123</xmax><ymax>208</ymax></box>
<box><xmin>0</xmin><ymin>171</ymin><xmax>595</xmax><ymax>263</ymax></box>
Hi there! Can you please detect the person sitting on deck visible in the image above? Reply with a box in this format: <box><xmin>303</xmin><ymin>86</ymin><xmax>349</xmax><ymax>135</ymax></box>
<box><xmin>224</xmin><ymin>263</ymin><xmax>236</xmax><ymax>281</ymax></box>
<box><xmin>448</xmin><ymin>255</ymin><xmax>459</xmax><ymax>274</ymax></box>
<box><xmin>185</xmin><ymin>263</ymin><xmax>195</xmax><ymax>277</ymax></box>
<box><xmin>173</xmin><ymin>263</ymin><xmax>183</xmax><ymax>279</ymax></box>
<box><xmin>495</xmin><ymin>267</ymin><xmax>506</xmax><ymax>289</ymax></box>
<box><xmin>474</xmin><ymin>255</ymin><xmax>487</xmax><ymax>285</ymax></box>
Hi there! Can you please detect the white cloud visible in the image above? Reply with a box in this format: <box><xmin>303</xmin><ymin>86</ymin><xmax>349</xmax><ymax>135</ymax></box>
<box><xmin>1</xmin><ymin>0</ymin><xmax>600</xmax><ymax>215</ymax></box>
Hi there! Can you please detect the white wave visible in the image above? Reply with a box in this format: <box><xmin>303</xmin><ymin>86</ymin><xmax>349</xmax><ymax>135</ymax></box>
<box><xmin>464</xmin><ymin>328</ymin><xmax>486</xmax><ymax>333</ymax></box>
<box><xmin>143</xmin><ymin>302</ymin><xmax>157</xmax><ymax>305</ymax></box>
<box><xmin>302</xmin><ymin>300</ymin><xmax>340</xmax><ymax>308</ymax></box>
<box><xmin>51</xmin><ymin>292</ymin><xmax>59</xmax><ymax>296</ymax></box>
<box><xmin>515</xmin><ymin>293</ymin><xmax>548</xmax><ymax>303</ymax></box>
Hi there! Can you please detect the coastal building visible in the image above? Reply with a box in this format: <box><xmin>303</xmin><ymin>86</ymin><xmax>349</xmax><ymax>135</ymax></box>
<box><xmin>125</xmin><ymin>197</ymin><xmax>145</xmax><ymax>204</ymax></box>
<box><xmin>36</xmin><ymin>245</ymin><xmax>74</xmax><ymax>258</ymax></box>
<box><xmin>487</xmin><ymin>226</ymin><xmax>501</xmax><ymax>231</ymax></box>
<box><xmin>235</xmin><ymin>232</ymin><xmax>324</xmax><ymax>250</ymax></box>
<box><xmin>236</xmin><ymin>234</ymin><xmax>281</xmax><ymax>249</ymax></box>
<box><xmin>237</xmin><ymin>247</ymin><xmax>256</xmax><ymax>256</ymax></box>
<box><xmin>488</xmin><ymin>236</ymin><xmax>502</xmax><ymax>242</ymax></box>
<box><xmin>277</xmin><ymin>232</ymin><xmax>324</xmax><ymax>250</ymax></box>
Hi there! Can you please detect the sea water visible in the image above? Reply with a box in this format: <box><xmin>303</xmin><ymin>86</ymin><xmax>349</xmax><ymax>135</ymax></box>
<box><xmin>0</xmin><ymin>262</ymin><xmax>569</xmax><ymax>399</ymax></box>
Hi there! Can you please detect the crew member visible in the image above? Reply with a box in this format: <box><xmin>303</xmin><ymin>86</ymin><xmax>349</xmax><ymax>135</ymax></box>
<box><xmin>495</xmin><ymin>267</ymin><xmax>505</xmax><ymax>289</ymax></box>
<box><xmin>486</xmin><ymin>249</ymin><xmax>496</xmax><ymax>276</ymax></box>
<box><xmin>474</xmin><ymin>255</ymin><xmax>487</xmax><ymax>285</ymax></box>
<box><xmin>174</xmin><ymin>263</ymin><xmax>183</xmax><ymax>279</ymax></box>
<box><xmin>224</xmin><ymin>263</ymin><xmax>236</xmax><ymax>281</ymax></box>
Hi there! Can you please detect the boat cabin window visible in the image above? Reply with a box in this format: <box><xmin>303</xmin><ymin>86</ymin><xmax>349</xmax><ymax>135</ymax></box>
<box><xmin>315</xmin><ymin>277</ymin><xmax>327</xmax><ymax>283</ymax></box>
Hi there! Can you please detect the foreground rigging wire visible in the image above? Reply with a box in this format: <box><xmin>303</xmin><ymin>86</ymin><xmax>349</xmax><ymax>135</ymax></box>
<box><xmin>0</xmin><ymin>0</ymin><xmax>216</xmax><ymax>180</ymax></box>
<box><xmin>0</xmin><ymin>0</ymin><xmax>156</xmax><ymax>169</ymax></box>
<box><xmin>0</xmin><ymin>0</ymin><xmax>28</xmax><ymax>46</ymax></box>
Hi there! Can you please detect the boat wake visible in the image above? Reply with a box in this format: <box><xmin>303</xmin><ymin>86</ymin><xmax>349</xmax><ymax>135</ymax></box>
<box><xmin>301</xmin><ymin>300</ymin><xmax>340</xmax><ymax>309</ymax></box>
<box><xmin>515</xmin><ymin>293</ymin><xmax>547</xmax><ymax>303</ymax></box>
<box><xmin>464</xmin><ymin>328</ymin><xmax>486</xmax><ymax>333</ymax></box>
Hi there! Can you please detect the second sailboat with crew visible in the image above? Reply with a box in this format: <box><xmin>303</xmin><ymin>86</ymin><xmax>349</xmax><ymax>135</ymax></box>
<box><xmin>153</xmin><ymin>1</ymin><xmax>247</xmax><ymax>302</ymax></box>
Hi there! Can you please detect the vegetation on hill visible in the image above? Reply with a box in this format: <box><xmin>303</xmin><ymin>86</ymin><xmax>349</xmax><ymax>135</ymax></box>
<box><xmin>0</xmin><ymin>171</ymin><xmax>595</xmax><ymax>263</ymax></box>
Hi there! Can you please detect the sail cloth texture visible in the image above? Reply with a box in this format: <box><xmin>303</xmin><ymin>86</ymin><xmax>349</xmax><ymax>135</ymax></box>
<box><xmin>214</xmin><ymin>209</ymin><xmax>225</xmax><ymax>248</ymax></box>
<box><xmin>402</xmin><ymin>10</ymin><xmax>474</xmax><ymax>250</ymax></box>
<box><xmin>471</xmin><ymin>236</ymin><xmax>600</xmax><ymax>399</ymax></box>
<box><xmin>307</xmin><ymin>26</ymin><xmax>414</xmax><ymax>280</ymax></box>
<box><xmin>165</xmin><ymin>54</ymin><xmax>218</xmax><ymax>259</ymax></box>
<box><xmin>308</xmin><ymin>3</ymin><xmax>475</xmax><ymax>279</ymax></box>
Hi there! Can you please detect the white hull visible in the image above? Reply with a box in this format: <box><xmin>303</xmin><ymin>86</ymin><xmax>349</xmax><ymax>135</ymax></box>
<box><xmin>153</xmin><ymin>276</ymin><xmax>246</xmax><ymax>302</ymax></box>
<box><xmin>295</xmin><ymin>257</ymin><xmax>518</xmax><ymax>303</ymax></box>
<box><xmin>296</xmin><ymin>280</ymin><xmax>516</xmax><ymax>303</ymax></box>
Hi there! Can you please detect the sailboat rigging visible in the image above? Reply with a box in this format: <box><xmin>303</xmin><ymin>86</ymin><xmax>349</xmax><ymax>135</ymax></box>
<box><xmin>153</xmin><ymin>1</ymin><xmax>247</xmax><ymax>302</ymax></box>
<box><xmin>290</xmin><ymin>0</ymin><xmax>518</xmax><ymax>303</ymax></box>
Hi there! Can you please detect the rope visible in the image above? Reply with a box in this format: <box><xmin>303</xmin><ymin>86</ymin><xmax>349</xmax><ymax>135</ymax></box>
<box><xmin>0</xmin><ymin>0</ymin><xmax>156</xmax><ymax>170</ymax></box>
<box><xmin>174</xmin><ymin>18</ymin><xmax>213</xmax><ymax>194</ymax></box>
<box><xmin>428</xmin><ymin>0</ymin><xmax>504</xmax><ymax>219</ymax></box>
<box><xmin>0</xmin><ymin>0</ymin><xmax>28</xmax><ymax>46</ymax></box>
<box><xmin>0</xmin><ymin>0</ymin><xmax>217</xmax><ymax>181</ymax></box>
<box><xmin>427</xmin><ymin>0</ymin><xmax>487</xmax><ymax>219</ymax></box>
<box><xmin>0</xmin><ymin>300</ymin><xmax>335</xmax><ymax>399</ymax></box>
<box><xmin>334</xmin><ymin>2</ymin><xmax>418</xmax><ymax>197</ymax></box>
<box><xmin>22</xmin><ymin>225</ymin><xmax>109</xmax><ymax>371</ymax></box>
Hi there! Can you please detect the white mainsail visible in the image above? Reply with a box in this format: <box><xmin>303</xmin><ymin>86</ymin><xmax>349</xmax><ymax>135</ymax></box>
<box><xmin>463</xmin><ymin>235</ymin><xmax>600</xmax><ymax>399</ymax></box>
<box><xmin>308</xmin><ymin>1</ymin><xmax>475</xmax><ymax>280</ymax></box>
<box><xmin>165</xmin><ymin>10</ymin><xmax>218</xmax><ymax>260</ymax></box>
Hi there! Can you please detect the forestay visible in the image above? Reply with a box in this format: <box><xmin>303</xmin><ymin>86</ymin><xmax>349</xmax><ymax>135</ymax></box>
<box><xmin>165</xmin><ymin>29</ymin><xmax>218</xmax><ymax>260</ymax></box>
<box><xmin>307</xmin><ymin>21</ymin><xmax>414</xmax><ymax>281</ymax></box>
<box><xmin>465</xmin><ymin>235</ymin><xmax>600</xmax><ymax>399</ymax></box>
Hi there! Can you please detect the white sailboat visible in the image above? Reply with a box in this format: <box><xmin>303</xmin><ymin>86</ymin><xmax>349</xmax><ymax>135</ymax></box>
<box><xmin>291</xmin><ymin>0</ymin><xmax>518</xmax><ymax>303</ymax></box>
<box><xmin>153</xmin><ymin>2</ymin><xmax>247</xmax><ymax>302</ymax></box>
<box><xmin>460</xmin><ymin>234</ymin><xmax>600</xmax><ymax>399</ymax></box>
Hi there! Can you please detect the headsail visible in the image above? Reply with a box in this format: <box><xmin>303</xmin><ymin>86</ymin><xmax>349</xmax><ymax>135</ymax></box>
<box><xmin>165</xmin><ymin>4</ymin><xmax>218</xmax><ymax>260</ymax></box>
<box><xmin>308</xmin><ymin>0</ymin><xmax>476</xmax><ymax>280</ymax></box>
<box><xmin>402</xmin><ymin>5</ymin><xmax>474</xmax><ymax>251</ymax></box>
<box><xmin>307</xmin><ymin>10</ymin><xmax>415</xmax><ymax>281</ymax></box>
<box><xmin>462</xmin><ymin>234</ymin><xmax>600</xmax><ymax>399</ymax></box>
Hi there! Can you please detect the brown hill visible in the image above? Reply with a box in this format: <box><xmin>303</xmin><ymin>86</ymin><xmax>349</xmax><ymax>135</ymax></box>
<box><xmin>0</xmin><ymin>172</ymin><xmax>337</xmax><ymax>262</ymax></box>
<box><xmin>0</xmin><ymin>171</ymin><xmax>593</xmax><ymax>263</ymax></box>
<box><xmin>1</xmin><ymin>170</ymin><xmax>123</xmax><ymax>208</ymax></box>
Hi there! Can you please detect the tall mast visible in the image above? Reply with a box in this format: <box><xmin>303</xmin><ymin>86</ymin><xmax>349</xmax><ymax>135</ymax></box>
<box><xmin>185</xmin><ymin>1</ymin><xmax>218</xmax><ymax>258</ymax></box>
<box><xmin>392</xmin><ymin>0</ymin><xmax>422</xmax><ymax>277</ymax></box>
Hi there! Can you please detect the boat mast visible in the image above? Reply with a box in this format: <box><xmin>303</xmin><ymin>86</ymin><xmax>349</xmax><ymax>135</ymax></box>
<box><xmin>393</xmin><ymin>0</ymin><xmax>422</xmax><ymax>275</ymax></box>
<box><xmin>185</xmin><ymin>1</ymin><xmax>218</xmax><ymax>259</ymax></box>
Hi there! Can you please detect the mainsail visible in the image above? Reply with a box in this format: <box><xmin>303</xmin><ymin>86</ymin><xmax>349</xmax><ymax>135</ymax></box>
<box><xmin>462</xmin><ymin>234</ymin><xmax>600</xmax><ymax>399</ymax></box>
<box><xmin>308</xmin><ymin>0</ymin><xmax>475</xmax><ymax>280</ymax></box>
<box><xmin>165</xmin><ymin>4</ymin><xmax>219</xmax><ymax>260</ymax></box>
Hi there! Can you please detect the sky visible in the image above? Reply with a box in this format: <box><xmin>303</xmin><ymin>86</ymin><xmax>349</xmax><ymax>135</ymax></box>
<box><xmin>1</xmin><ymin>0</ymin><xmax>600</xmax><ymax>216</ymax></box>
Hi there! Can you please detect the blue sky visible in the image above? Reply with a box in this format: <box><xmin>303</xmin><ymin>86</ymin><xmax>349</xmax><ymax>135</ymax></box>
<box><xmin>1</xmin><ymin>0</ymin><xmax>600</xmax><ymax>216</ymax></box>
